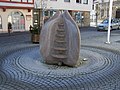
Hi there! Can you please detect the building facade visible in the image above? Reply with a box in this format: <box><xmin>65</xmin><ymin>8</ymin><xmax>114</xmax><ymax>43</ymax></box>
<box><xmin>0</xmin><ymin>0</ymin><xmax>34</xmax><ymax>33</ymax></box>
<box><xmin>95</xmin><ymin>0</ymin><xmax>120</xmax><ymax>20</ymax></box>
<box><xmin>34</xmin><ymin>0</ymin><xmax>93</xmax><ymax>27</ymax></box>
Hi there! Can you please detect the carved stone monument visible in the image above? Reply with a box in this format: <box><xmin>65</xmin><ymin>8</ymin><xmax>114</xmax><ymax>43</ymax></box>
<box><xmin>40</xmin><ymin>11</ymin><xmax>81</xmax><ymax>67</ymax></box>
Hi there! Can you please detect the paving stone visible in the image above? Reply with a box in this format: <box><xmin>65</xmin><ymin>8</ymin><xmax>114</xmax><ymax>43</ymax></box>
<box><xmin>1</xmin><ymin>30</ymin><xmax>120</xmax><ymax>90</ymax></box>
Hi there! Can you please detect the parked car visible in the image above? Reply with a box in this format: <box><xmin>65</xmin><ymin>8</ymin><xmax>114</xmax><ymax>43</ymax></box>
<box><xmin>97</xmin><ymin>18</ymin><xmax>119</xmax><ymax>31</ymax></box>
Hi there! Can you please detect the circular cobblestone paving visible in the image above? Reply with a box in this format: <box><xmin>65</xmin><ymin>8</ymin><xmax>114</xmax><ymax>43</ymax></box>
<box><xmin>0</xmin><ymin>45</ymin><xmax>120</xmax><ymax>90</ymax></box>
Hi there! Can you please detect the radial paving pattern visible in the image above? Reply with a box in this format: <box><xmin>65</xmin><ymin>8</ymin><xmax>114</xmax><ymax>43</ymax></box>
<box><xmin>0</xmin><ymin>44</ymin><xmax>120</xmax><ymax>90</ymax></box>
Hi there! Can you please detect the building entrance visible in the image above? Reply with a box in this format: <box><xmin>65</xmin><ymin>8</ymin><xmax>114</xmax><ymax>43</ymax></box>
<box><xmin>8</xmin><ymin>11</ymin><xmax>25</xmax><ymax>32</ymax></box>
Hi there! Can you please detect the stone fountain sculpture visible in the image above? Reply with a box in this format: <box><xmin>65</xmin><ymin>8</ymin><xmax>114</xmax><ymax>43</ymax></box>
<box><xmin>40</xmin><ymin>11</ymin><xmax>81</xmax><ymax>67</ymax></box>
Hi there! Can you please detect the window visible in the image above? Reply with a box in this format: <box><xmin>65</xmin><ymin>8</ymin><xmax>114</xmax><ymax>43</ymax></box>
<box><xmin>11</xmin><ymin>0</ymin><xmax>33</xmax><ymax>3</ymax></box>
<box><xmin>22</xmin><ymin>0</ymin><xmax>27</xmax><ymax>2</ymax></box>
<box><xmin>76</xmin><ymin>0</ymin><xmax>81</xmax><ymax>3</ymax></box>
<box><xmin>75</xmin><ymin>12</ymin><xmax>81</xmax><ymax>23</ymax></box>
<box><xmin>50</xmin><ymin>0</ymin><xmax>57</xmax><ymax>1</ymax></box>
<box><xmin>50</xmin><ymin>11</ymin><xmax>53</xmax><ymax>16</ymax></box>
<box><xmin>101</xmin><ymin>9</ymin><xmax>104</xmax><ymax>18</ymax></box>
<box><xmin>83</xmin><ymin>0</ymin><xmax>88</xmax><ymax>4</ymax></box>
<box><xmin>50</xmin><ymin>10</ymin><xmax>57</xmax><ymax>16</ymax></box>
<box><xmin>28</xmin><ymin>0</ymin><xmax>32</xmax><ymax>3</ymax></box>
<box><xmin>64</xmin><ymin>0</ymin><xmax>70</xmax><ymax>2</ymax></box>
<box><xmin>107</xmin><ymin>8</ymin><xmax>109</xmax><ymax>17</ymax></box>
<box><xmin>92</xmin><ymin>5</ymin><xmax>94</xmax><ymax>10</ymax></box>
<box><xmin>0</xmin><ymin>16</ymin><xmax>2</xmax><ymax>29</ymax></box>
<box><xmin>45</xmin><ymin>11</ymin><xmax>48</xmax><ymax>16</ymax></box>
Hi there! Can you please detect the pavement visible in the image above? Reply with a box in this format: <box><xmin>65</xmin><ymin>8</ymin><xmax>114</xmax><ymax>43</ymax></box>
<box><xmin>0</xmin><ymin>27</ymin><xmax>120</xmax><ymax>90</ymax></box>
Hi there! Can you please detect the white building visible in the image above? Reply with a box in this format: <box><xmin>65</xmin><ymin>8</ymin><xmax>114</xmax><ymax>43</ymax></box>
<box><xmin>0</xmin><ymin>0</ymin><xmax>34</xmax><ymax>33</ymax></box>
<box><xmin>34</xmin><ymin>0</ymin><xmax>93</xmax><ymax>27</ymax></box>
<box><xmin>94</xmin><ymin>0</ymin><xmax>120</xmax><ymax>20</ymax></box>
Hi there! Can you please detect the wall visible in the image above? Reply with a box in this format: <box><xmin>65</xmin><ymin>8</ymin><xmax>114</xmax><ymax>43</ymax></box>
<box><xmin>35</xmin><ymin>0</ymin><xmax>93</xmax><ymax>12</ymax></box>
<box><xmin>47</xmin><ymin>0</ymin><xmax>92</xmax><ymax>11</ymax></box>
<box><xmin>34</xmin><ymin>0</ymin><xmax>93</xmax><ymax>27</ymax></box>
<box><xmin>98</xmin><ymin>0</ymin><xmax>120</xmax><ymax>20</ymax></box>
<box><xmin>0</xmin><ymin>8</ymin><xmax>33</xmax><ymax>32</ymax></box>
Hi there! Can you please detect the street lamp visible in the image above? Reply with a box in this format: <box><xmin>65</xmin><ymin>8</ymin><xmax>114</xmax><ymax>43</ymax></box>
<box><xmin>106</xmin><ymin>0</ymin><xmax>113</xmax><ymax>44</ymax></box>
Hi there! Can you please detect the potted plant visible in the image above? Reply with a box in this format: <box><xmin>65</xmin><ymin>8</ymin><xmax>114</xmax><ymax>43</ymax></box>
<box><xmin>29</xmin><ymin>25</ymin><xmax>41</xmax><ymax>43</ymax></box>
